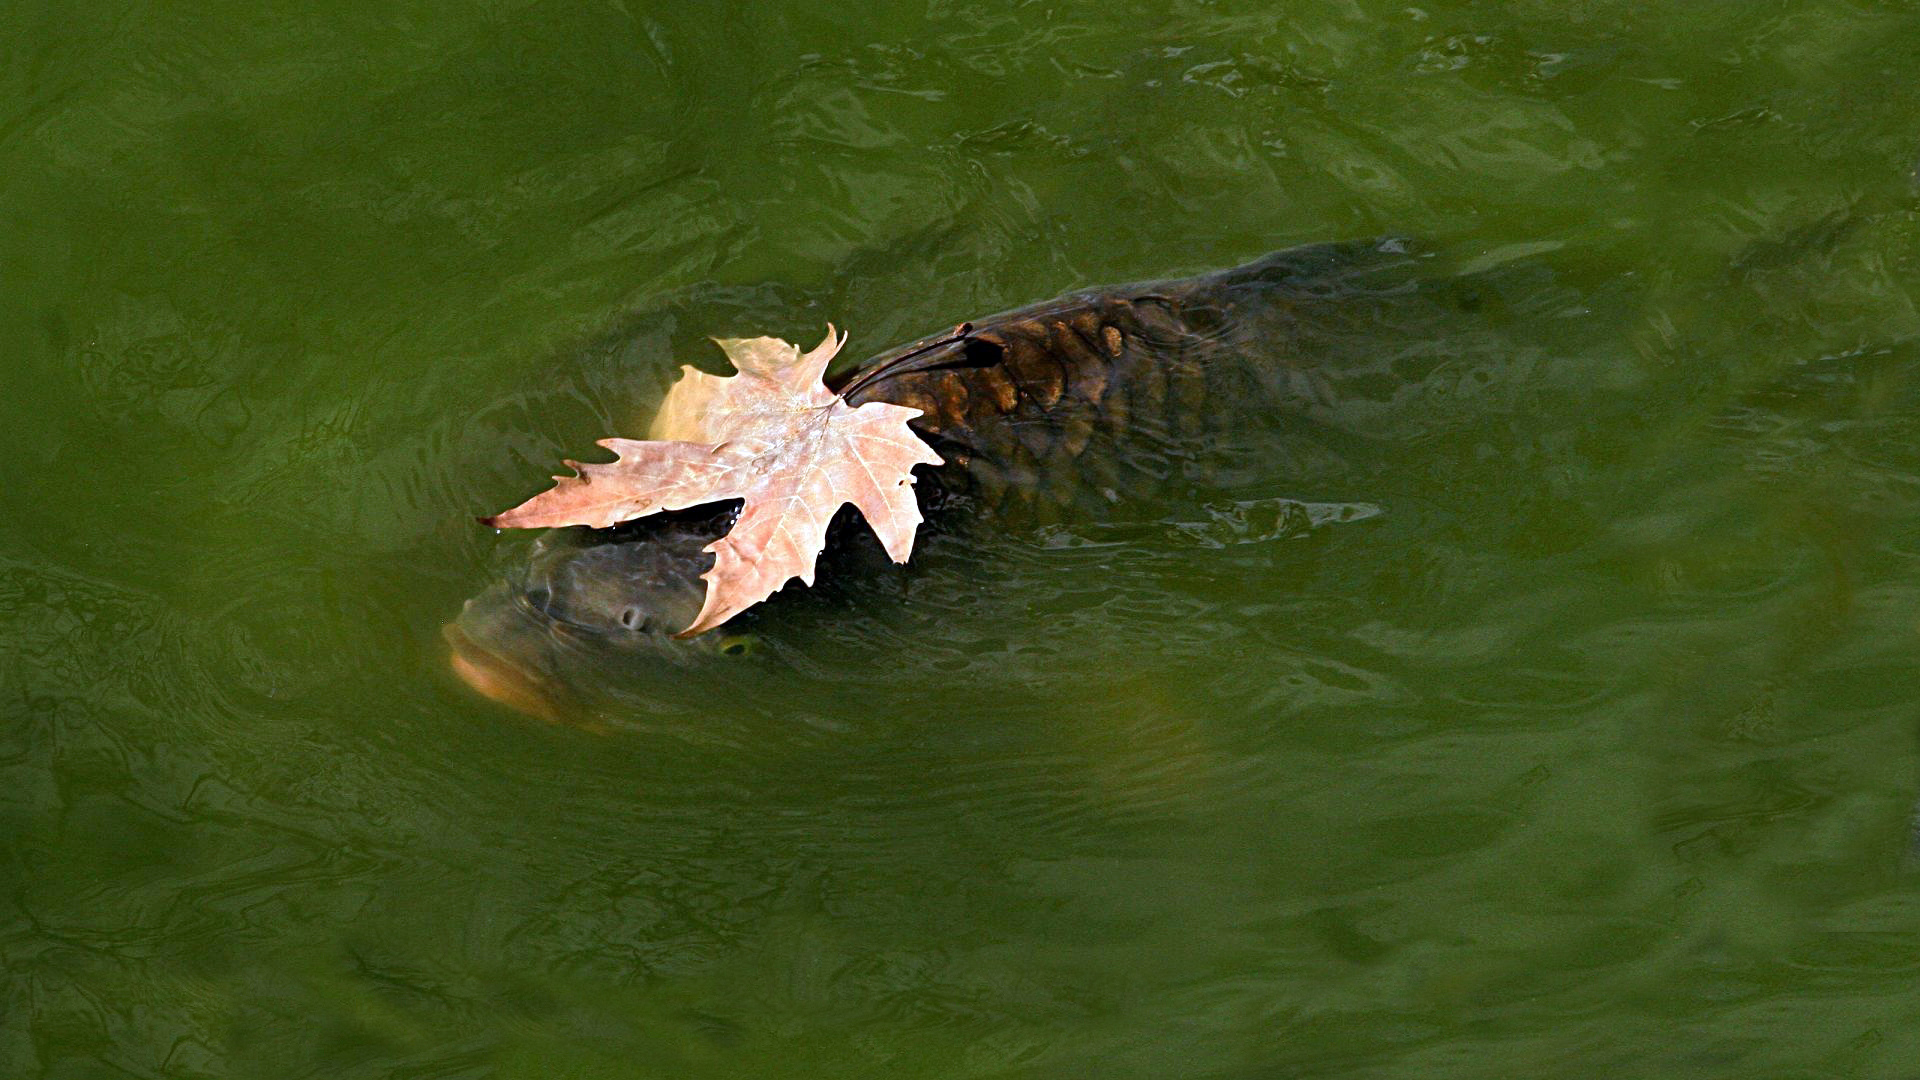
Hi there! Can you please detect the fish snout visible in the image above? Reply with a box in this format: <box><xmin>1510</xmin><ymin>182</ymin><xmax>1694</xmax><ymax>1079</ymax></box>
<box><xmin>443</xmin><ymin>620</ymin><xmax>559</xmax><ymax>721</ymax></box>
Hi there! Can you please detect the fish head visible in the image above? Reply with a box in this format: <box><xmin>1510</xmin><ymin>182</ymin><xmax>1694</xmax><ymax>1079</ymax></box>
<box><xmin>446</xmin><ymin>506</ymin><xmax>759</xmax><ymax>719</ymax></box>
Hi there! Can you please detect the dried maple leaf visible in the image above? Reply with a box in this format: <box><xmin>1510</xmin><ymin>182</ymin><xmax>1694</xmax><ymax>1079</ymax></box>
<box><xmin>482</xmin><ymin>327</ymin><xmax>943</xmax><ymax>636</ymax></box>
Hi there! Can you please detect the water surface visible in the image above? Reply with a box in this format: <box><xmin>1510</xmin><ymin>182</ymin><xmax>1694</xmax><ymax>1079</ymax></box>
<box><xmin>5</xmin><ymin>1</ymin><xmax>1920</xmax><ymax>1076</ymax></box>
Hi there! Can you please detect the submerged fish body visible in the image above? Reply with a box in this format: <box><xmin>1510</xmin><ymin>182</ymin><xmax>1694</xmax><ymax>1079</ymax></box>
<box><xmin>450</xmin><ymin>239</ymin><xmax>1430</xmax><ymax>715</ymax></box>
<box><xmin>838</xmin><ymin>239</ymin><xmax>1428</xmax><ymax>517</ymax></box>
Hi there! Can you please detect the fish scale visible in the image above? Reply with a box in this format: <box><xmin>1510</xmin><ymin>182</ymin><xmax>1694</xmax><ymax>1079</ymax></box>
<box><xmin>835</xmin><ymin>255</ymin><xmax>1348</xmax><ymax>519</ymax></box>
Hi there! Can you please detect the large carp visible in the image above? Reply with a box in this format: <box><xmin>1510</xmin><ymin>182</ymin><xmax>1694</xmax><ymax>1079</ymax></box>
<box><xmin>449</xmin><ymin>239</ymin><xmax>1446</xmax><ymax>717</ymax></box>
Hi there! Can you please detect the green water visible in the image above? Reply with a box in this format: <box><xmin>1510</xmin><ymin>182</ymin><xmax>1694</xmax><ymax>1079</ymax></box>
<box><xmin>7</xmin><ymin>1</ymin><xmax>1920</xmax><ymax>1075</ymax></box>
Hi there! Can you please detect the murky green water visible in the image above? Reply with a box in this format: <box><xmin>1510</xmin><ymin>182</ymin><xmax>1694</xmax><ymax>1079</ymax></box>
<box><xmin>7</xmin><ymin>1</ymin><xmax>1920</xmax><ymax>1075</ymax></box>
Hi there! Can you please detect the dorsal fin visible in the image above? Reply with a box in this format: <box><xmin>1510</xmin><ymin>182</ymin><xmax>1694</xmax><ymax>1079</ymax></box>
<box><xmin>834</xmin><ymin>324</ymin><xmax>976</xmax><ymax>404</ymax></box>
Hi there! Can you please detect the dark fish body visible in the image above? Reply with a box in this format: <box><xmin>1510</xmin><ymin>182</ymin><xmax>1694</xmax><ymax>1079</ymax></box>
<box><xmin>449</xmin><ymin>240</ymin><xmax>1427</xmax><ymax>715</ymax></box>
<box><xmin>835</xmin><ymin>240</ymin><xmax>1417</xmax><ymax>521</ymax></box>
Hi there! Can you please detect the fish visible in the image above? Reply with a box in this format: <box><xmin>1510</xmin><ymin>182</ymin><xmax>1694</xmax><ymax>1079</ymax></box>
<box><xmin>448</xmin><ymin>238</ymin><xmax>1440</xmax><ymax>717</ymax></box>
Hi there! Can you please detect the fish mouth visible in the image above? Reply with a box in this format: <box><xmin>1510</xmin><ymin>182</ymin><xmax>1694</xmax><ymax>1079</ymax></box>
<box><xmin>443</xmin><ymin>620</ymin><xmax>561</xmax><ymax>721</ymax></box>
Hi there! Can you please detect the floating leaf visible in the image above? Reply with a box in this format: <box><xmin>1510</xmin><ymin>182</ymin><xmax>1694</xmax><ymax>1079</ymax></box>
<box><xmin>483</xmin><ymin>328</ymin><xmax>942</xmax><ymax>636</ymax></box>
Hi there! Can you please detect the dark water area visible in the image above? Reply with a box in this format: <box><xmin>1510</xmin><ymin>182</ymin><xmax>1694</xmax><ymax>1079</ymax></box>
<box><xmin>6</xmin><ymin>2</ymin><xmax>1920</xmax><ymax>1076</ymax></box>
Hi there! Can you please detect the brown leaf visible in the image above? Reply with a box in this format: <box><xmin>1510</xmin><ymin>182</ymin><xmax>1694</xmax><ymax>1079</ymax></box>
<box><xmin>483</xmin><ymin>327</ymin><xmax>943</xmax><ymax>636</ymax></box>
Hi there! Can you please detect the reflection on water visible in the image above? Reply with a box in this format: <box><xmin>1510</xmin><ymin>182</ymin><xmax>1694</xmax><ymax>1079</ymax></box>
<box><xmin>6</xmin><ymin>0</ymin><xmax>1920</xmax><ymax>1076</ymax></box>
<box><xmin>1040</xmin><ymin>497</ymin><xmax>1385</xmax><ymax>549</ymax></box>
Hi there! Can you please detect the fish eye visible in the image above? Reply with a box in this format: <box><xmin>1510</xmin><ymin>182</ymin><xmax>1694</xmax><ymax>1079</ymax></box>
<box><xmin>718</xmin><ymin>635</ymin><xmax>756</xmax><ymax>657</ymax></box>
<box><xmin>618</xmin><ymin>607</ymin><xmax>654</xmax><ymax>633</ymax></box>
